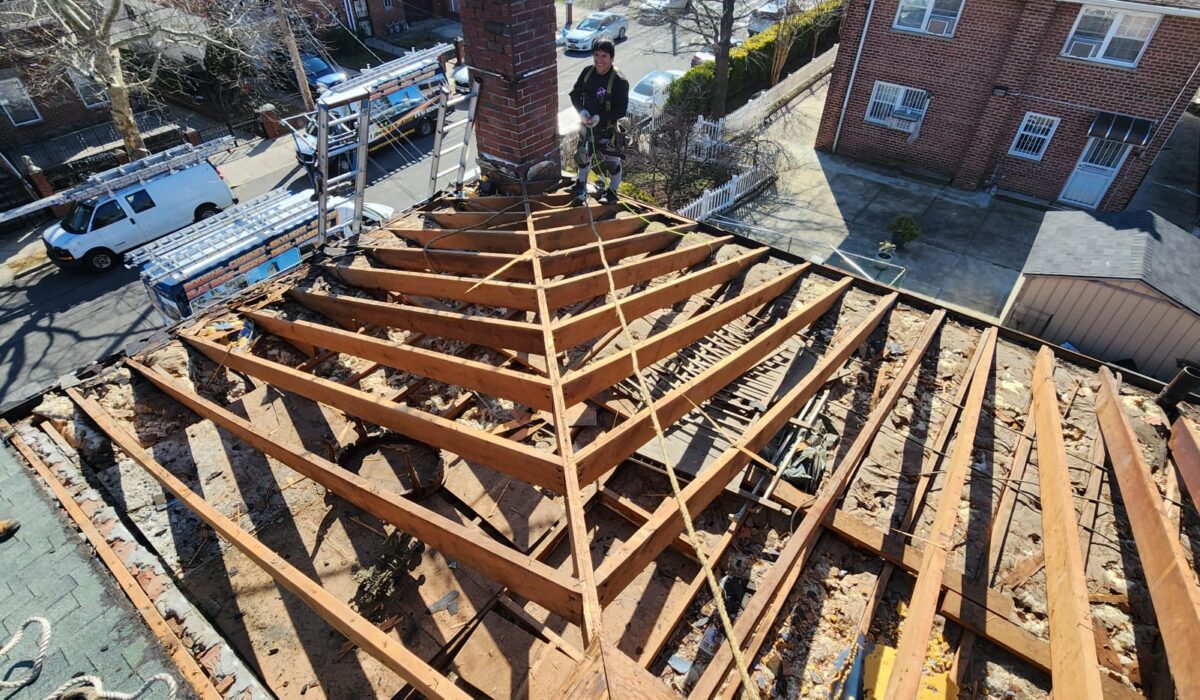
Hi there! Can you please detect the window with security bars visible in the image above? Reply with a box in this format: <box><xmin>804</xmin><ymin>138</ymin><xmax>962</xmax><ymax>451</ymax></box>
<box><xmin>865</xmin><ymin>81</ymin><xmax>929</xmax><ymax>133</ymax></box>
<box><xmin>1008</xmin><ymin>112</ymin><xmax>1060</xmax><ymax>160</ymax></box>
<box><xmin>894</xmin><ymin>0</ymin><xmax>965</xmax><ymax>37</ymax></box>
<box><xmin>1062</xmin><ymin>7</ymin><xmax>1159</xmax><ymax>67</ymax></box>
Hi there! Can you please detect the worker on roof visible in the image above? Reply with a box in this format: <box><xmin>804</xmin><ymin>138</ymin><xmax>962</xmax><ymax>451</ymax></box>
<box><xmin>569</xmin><ymin>39</ymin><xmax>629</xmax><ymax>205</ymax></box>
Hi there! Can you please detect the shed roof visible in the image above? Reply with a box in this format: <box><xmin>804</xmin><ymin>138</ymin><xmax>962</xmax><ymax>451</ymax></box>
<box><xmin>1022</xmin><ymin>209</ymin><xmax>1200</xmax><ymax>315</ymax></box>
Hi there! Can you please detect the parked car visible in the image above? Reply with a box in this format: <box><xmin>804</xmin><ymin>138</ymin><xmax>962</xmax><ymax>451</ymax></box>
<box><xmin>628</xmin><ymin>69</ymin><xmax>685</xmax><ymax>122</ymax></box>
<box><xmin>452</xmin><ymin>62</ymin><xmax>471</xmax><ymax>92</ymax></box>
<box><xmin>565</xmin><ymin>12</ymin><xmax>628</xmax><ymax>52</ymax></box>
<box><xmin>640</xmin><ymin>0</ymin><xmax>691</xmax><ymax>18</ymax></box>
<box><xmin>748</xmin><ymin>1</ymin><xmax>784</xmax><ymax>35</ymax></box>
<box><xmin>300</xmin><ymin>54</ymin><xmax>347</xmax><ymax>92</ymax></box>
<box><xmin>691</xmin><ymin>38</ymin><xmax>745</xmax><ymax>66</ymax></box>
<box><xmin>42</xmin><ymin>163</ymin><xmax>236</xmax><ymax>272</ymax></box>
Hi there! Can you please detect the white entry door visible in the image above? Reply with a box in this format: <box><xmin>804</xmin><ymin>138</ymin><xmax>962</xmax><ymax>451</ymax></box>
<box><xmin>1059</xmin><ymin>137</ymin><xmax>1131</xmax><ymax>208</ymax></box>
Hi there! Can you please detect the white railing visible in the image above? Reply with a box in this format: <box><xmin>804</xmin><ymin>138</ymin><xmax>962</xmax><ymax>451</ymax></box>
<box><xmin>678</xmin><ymin>161</ymin><xmax>775</xmax><ymax>221</ymax></box>
<box><xmin>688</xmin><ymin>115</ymin><xmax>727</xmax><ymax>162</ymax></box>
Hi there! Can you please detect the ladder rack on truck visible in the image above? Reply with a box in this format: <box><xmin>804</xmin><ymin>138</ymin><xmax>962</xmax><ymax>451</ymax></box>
<box><xmin>130</xmin><ymin>188</ymin><xmax>329</xmax><ymax>322</ymax></box>
<box><xmin>0</xmin><ymin>137</ymin><xmax>235</xmax><ymax>225</ymax></box>
<box><xmin>323</xmin><ymin>44</ymin><xmax>452</xmax><ymax>101</ymax></box>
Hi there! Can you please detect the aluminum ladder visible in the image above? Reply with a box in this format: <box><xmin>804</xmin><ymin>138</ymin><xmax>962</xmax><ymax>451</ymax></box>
<box><xmin>427</xmin><ymin>77</ymin><xmax>480</xmax><ymax>199</ymax></box>
<box><xmin>315</xmin><ymin>86</ymin><xmax>372</xmax><ymax>242</ymax></box>
<box><xmin>0</xmin><ymin>136</ymin><xmax>235</xmax><ymax>225</ymax></box>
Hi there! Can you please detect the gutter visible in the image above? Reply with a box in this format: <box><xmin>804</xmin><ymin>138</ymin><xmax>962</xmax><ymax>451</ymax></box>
<box><xmin>832</xmin><ymin>0</ymin><xmax>877</xmax><ymax>153</ymax></box>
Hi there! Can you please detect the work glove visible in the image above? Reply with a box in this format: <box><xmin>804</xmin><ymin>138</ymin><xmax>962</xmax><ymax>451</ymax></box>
<box><xmin>580</xmin><ymin>110</ymin><xmax>600</xmax><ymax>128</ymax></box>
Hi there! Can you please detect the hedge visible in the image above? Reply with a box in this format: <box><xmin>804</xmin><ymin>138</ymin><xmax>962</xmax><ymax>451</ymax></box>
<box><xmin>667</xmin><ymin>0</ymin><xmax>843</xmax><ymax>118</ymax></box>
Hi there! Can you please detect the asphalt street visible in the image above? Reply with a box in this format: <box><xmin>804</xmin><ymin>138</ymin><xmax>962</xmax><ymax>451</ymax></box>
<box><xmin>0</xmin><ymin>13</ymin><xmax>701</xmax><ymax>411</ymax></box>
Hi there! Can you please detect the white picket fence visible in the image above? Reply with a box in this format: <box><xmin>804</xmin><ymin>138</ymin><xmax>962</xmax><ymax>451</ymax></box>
<box><xmin>678</xmin><ymin>161</ymin><xmax>774</xmax><ymax>221</ymax></box>
<box><xmin>688</xmin><ymin>115</ymin><xmax>727</xmax><ymax>162</ymax></box>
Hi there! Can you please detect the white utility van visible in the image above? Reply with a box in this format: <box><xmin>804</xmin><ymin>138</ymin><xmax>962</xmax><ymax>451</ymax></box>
<box><xmin>42</xmin><ymin>161</ymin><xmax>235</xmax><ymax>272</ymax></box>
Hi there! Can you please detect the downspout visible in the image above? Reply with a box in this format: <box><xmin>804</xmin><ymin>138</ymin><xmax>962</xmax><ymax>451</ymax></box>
<box><xmin>832</xmin><ymin>0</ymin><xmax>878</xmax><ymax>153</ymax></box>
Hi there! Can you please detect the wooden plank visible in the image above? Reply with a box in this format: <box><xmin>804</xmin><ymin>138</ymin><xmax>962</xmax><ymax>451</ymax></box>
<box><xmin>1169</xmin><ymin>416</ymin><xmax>1200</xmax><ymax>512</ymax></box>
<box><xmin>691</xmin><ymin>310</ymin><xmax>946</xmax><ymax>700</ymax></box>
<box><xmin>126</xmin><ymin>359</ymin><xmax>583</xmax><ymax>624</ymax></box>
<box><xmin>363</xmin><ymin>245</ymin><xmax>534</xmax><ymax>280</ymax></box>
<box><xmin>1030</xmin><ymin>347</ymin><xmax>1105</xmax><ymax>698</ymax></box>
<box><xmin>387</xmin><ymin>227</ymin><xmax>535</xmax><ymax>253</ymax></box>
<box><xmin>326</xmin><ymin>264</ymin><xmax>542</xmax><ymax>311</ymax></box>
<box><xmin>552</xmin><ymin>248</ymin><xmax>768</xmax><ymax>349</ymax></box>
<box><xmin>536</xmin><ymin>218</ymin><xmax>658</xmax><ymax>252</ymax></box>
<box><xmin>594</xmin><ymin>293</ymin><xmax>899</xmax><ymax>605</ymax></box>
<box><xmin>183</xmin><ymin>334</ymin><xmax>567</xmax><ymax>493</ymax></box>
<box><xmin>574</xmin><ymin>277</ymin><xmax>852</xmax><ymax>484</ymax></box>
<box><xmin>457</xmin><ymin>193</ymin><xmax>576</xmax><ymax>211</ymax></box>
<box><xmin>560</xmin><ymin>265</ymin><xmax>812</xmax><ymax>406</ymax></box>
<box><xmin>6</xmin><ymin>431</ymin><xmax>223</xmax><ymax>700</ymax></box>
<box><xmin>242</xmin><ymin>310</ymin><xmax>555</xmax><ymax>411</ymax></box>
<box><xmin>543</xmin><ymin>236</ymin><xmax>733</xmax><ymax>310</ymax></box>
<box><xmin>1095</xmin><ymin>367</ymin><xmax>1200</xmax><ymax>695</ymax></box>
<box><xmin>884</xmin><ymin>328</ymin><xmax>997</xmax><ymax>700</ymax></box>
<box><xmin>289</xmin><ymin>289</ymin><xmax>546</xmax><ymax>354</ymax></box>
<box><xmin>424</xmin><ymin>203</ymin><xmax>620</xmax><ymax>230</ymax></box>
<box><xmin>540</xmin><ymin>230</ymin><xmax>681</xmax><ymax>278</ymax></box>
<box><xmin>64</xmin><ymin>388</ymin><xmax>470</xmax><ymax>700</ymax></box>
<box><xmin>599</xmin><ymin>489</ymin><xmax>699</xmax><ymax>563</ymax></box>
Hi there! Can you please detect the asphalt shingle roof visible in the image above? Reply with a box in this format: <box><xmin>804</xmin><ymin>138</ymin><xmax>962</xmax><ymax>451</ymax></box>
<box><xmin>1023</xmin><ymin>210</ymin><xmax>1200</xmax><ymax>315</ymax></box>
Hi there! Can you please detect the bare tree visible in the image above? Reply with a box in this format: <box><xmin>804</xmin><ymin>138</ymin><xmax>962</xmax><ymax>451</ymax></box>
<box><xmin>0</xmin><ymin>0</ymin><xmax>290</xmax><ymax>158</ymax></box>
<box><xmin>657</xmin><ymin>0</ymin><xmax>756</xmax><ymax>118</ymax></box>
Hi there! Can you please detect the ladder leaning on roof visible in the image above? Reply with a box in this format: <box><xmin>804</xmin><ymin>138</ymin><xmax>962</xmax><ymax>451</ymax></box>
<box><xmin>0</xmin><ymin>137</ymin><xmax>236</xmax><ymax>226</ymax></box>
<box><xmin>428</xmin><ymin>76</ymin><xmax>481</xmax><ymax>199</ymax></box>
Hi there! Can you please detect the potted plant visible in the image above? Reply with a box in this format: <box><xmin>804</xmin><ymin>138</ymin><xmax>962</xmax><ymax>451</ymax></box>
<box><xmin>874</xmin><ymin>241</ymin><xmax>896</xmax><ymax>269</ymax></box>
<box><xmin>887</xmin><ymin>214</ymin><xmax>921</xmax><ymax>250</ymax></box>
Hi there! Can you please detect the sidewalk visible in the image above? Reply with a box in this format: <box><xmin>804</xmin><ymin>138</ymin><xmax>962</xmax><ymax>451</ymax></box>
<box><xmin>727</xmin><ymin>72</ymin><xmax>1046</xmax><ymax>320</ymax></box>
<box><xmin>0</xmin><ymin>442</ymin><xmax>194</xmax><ymax>698</ymax></box>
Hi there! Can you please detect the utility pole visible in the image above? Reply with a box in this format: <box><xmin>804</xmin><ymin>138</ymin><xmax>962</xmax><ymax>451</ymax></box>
<box><xmin>566</xmin><ymin>0</ymin><xmax>574</xmax><ymax>27</ymax></box>
<box><xmin>273</xmin><ymin>0</ymin><xmax>314</xmax><ymax>112</ymax></box>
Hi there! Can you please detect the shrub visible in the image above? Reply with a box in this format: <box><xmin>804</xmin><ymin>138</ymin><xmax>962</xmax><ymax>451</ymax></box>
<box><xmin>887</xmin><ymin>214</ymin><xmax>921</xmax><ymax>246</ymax></box>
<box><xmin>667</xmin><ymin>0</ymin><xmax>842</xmax><ymax>118</ymax></box>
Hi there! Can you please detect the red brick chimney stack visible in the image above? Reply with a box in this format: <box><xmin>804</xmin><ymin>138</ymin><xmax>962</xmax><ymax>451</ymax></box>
<box><xmin>460</xmin><ymin>1</ymin><xmax>562</xmax><ymax>190</ymax></box>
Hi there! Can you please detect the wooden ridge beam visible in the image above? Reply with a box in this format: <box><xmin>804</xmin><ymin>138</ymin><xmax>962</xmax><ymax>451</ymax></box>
<box><xmin>1095</xmin><ymin>367</ymin><xmax>1200</xmax><ymax>695</ymax></box>
<box><xmin>574</xmin><ymin>277</ymin><xmax>853</xmax><ymax>485</ymax></box>
<box><xmin>543</xmin><ymin>236</ymin><xmax>733</xmax><ymax>310</ymax></box>
<box><xmin>289</xmin><ymin>289</ymin><xmax>546</xmax><ymax>354</ymax></box>
<box><xmin>6</xmin><ymin>430</ymin><xmax>222</xmax><ymax>700</ymax></box>
<box><xmin>363</xmin><ymin>245</ymin><xmax>534</xmax><ymax>280</ymax></box>
<box><xmin>1169</xmin><ymin>416</ymin><xmax>1200</xmax><ymax>512</ymax></box>
<box><xmin>241</xmin><ymin>310</ymin><xmax>555</xmax><ymax>411</ymax></box>
<box><xmin>126</xmin><ymin>359</ymin><xmax>583</xmax><ymax>624</ymax></box>
<box><xmin>325</xmin><ymin>264</ymin><xmax>541</xmax><ymax>311</ymax></box>
<box><xmin>387</xmin><ymin>227</ymin><xmax>535</xmax><ymax>254</ymax></box>
<box><xmin>425</xmin><ymin>203</ymin><xmax>620</xmax><ymax>230</ymax></box>
<box><xmin>539</xmin><ymin>230</ymin><xmax>681</xmax><ymax>278</ymax></box>
<box><xmin>552</xmin><ymin>247</ymin><xmax>768</xmax><ymax>349</ymax></box>
<box><xmin>1030</xmin><ymin>347</ymin><xmax>1105</xmax><ymax>697</ymax></box>
<box><xmin>559</xmin><ymin>265</ymin><xmax>811</xmax><ymax>406</ymax></box>
<box><xmin>884</xmin><ymin>328</ymin><xmax>997</xmax><ymax>700</ymax></box>
<box><xmin>593</xmin><ymin>292</ymin><xmax>898</xmax><ymax>605</ymax></box>
<box><xmin>64</xmin><ymin>388</ymin><xmax>469</xmax><ymax>700</ymax></box>
<box><xmin>691</xmin><ymin>310</ymin><xmax>946</xmax><ymax>700</ymax></box>
<box><xmin>183</xmin><ymin>334</ymin><xmax>567</xmax><ymax>493</ymax></box>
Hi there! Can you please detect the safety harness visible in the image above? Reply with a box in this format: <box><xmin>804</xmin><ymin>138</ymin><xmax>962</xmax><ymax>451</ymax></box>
<box><xmin>583</xmin><ymin>66</ymin><xmax>618</xmax><ymax>117</ymax></box>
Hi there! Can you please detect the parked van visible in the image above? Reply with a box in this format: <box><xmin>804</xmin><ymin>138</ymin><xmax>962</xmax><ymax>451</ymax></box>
<box><xmin>42</xmin><ymin>162</ymin><xmax>235</xmax><ymax>272</ymax></box>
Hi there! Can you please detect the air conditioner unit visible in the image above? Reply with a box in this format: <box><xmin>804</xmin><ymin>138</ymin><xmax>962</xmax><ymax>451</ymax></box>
<box><xmin>891</xmin><ymin>106</ymin><xmax>924</xmax><ymax>122</ymax></box>
<box><xmin>1065</xmin><ymin>38</ymin><xmax>1099</xmax><ymax>59</ymax></box>
<box><xmin>927</xmin><ymin>17</ymin><xmax>952</xmax><ymax>35</ymax></box>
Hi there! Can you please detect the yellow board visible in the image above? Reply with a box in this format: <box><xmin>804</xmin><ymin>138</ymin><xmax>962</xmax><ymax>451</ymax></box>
<box><xmin>863</xmin><ymin>645</ymin><xmax>959</xmax><ymax>700</ymax></box>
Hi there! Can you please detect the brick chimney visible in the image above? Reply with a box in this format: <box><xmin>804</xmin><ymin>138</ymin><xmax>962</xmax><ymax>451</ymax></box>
<box><xmin>460</xmin><ymin>1</ymin><xmax>561</xmax><ymax>190</ymax></box>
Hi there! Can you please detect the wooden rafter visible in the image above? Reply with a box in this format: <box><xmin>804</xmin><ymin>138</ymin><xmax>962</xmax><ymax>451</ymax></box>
<box><xmin>560</xmin><ymin>265</ymin><xmax>813</xmax><ymax>406</ymax></box>
<box><xmin>594</xmin><ymin>292</ymin><xmax>899</xmax><ymax>605</ymax></box>
<box><xmin>1169</xmin><ymin>416</ymin><xmax>1200</xmax><ymax>512</ymax></box>
<box><xmin>326</xmin><ymin>264</ymin><xmax>542</xmax><ymax>311</ymax></box>
<box><xmin>363</xmin><ymin>245</ymin><xmax>534</xmax><ymax>279</ymax></box>
<box><xmin>1030</xmin><ymin>347</ymin><xmax>1104</xmax><ymax>697</ymax></box>
<box><xmin>183</xmin><ymin>334</ymin><xmax>567</xmax><ymax>492</ymax></box>
<box><xmin>455</xmin><ymin>193</ymin><xmax>576</xmax><ymax>211</ymax></box>
<box><xmin>691</xmin><ymin>310</ymin><xmax>946</xmax><ymax>699</ymax></box>
<box><xmin>288</xmin><ymin>289</ymin><xmax>546</xmax><ymax>353</ymax></box>
<box><xmin>64</xmin><ymin>388</ymin><xmax>469</xmax><ymax>700</ymax></box>
<box><xmin>884</xmin><ymin>327</ymin><xmax>997</xmax><ymax>700</ymax></box>
<box><xmin>536</xmin><ymin>219</ymin><xmax>667</xmax><ymax>252</ymax></box>
<box><xmin>1095</xmin><ymin>367</ymin><xmax>1200</xmax><ymax>693</ymax></box>
<box><xmin>388</xmin><ymin>227</ymin><xmax>537</xmax><ymax>253</ymax></box>
<box><xmin>543</xmin><ymin>236</ymin><xmax>733</xmax><ymax>310</ymax></box>
<box><xmin>125</xmin><ymin>359</ymin><xmax>583</xmax><ymax>624</ymax></box>
<box><xmin>424</xmin><ymin>203</ymin><xmax>620</xmax><ymax>229</ymax></box>
<box><xmin>574</xmin><ymin>277</ymin><xmax>852</xmax><ymax>485</ymax></box>
<box><xmin>241</xmin><ymin>309</ymin><xmax>554</xmax><ymax>410</ymax></box>
<box><xmin>539</xmin><ymin>230</ymin><xmax>681</xmax><ymax>278</ymax></box>
<box><xmin>551</xmin><ymin>248</ymin><xmax>769</xmax><ymax>349</ymax></box>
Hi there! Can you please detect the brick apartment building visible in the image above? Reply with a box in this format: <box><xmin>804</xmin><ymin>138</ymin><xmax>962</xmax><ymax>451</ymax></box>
<box><xmin>815</xmin><ymin>0</ymin><xmax>1200</xmax><ymax>210</ymax></box>
<box><xmin>325</xmin><ymin>0</ymin><xmax>460</xmax><ymax>39</ymax></box>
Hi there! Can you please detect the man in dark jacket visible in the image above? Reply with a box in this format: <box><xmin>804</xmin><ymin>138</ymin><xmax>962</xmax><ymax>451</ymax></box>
<box><xmin>568</xmin><ymin>39</ymin><xmax>629</xmax><ymax>204</ymax></box>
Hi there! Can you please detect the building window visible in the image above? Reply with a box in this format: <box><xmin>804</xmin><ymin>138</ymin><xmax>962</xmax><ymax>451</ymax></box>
<box><xmin>1062</xmin><ymin>6</ymin><xmax>1159</xmax><ymax>67</ymax></box>
<box><xmin>70</xmin><ymin>71</ymin><xmax>109</xmax><ymax>109</ymax></box>
<box><xmin>894</xmin><ymin>0</ymin><xmax>964</xmax><ymax>37</ymax></box>
<box><xmin>865</xmin><ymin>81</ymin><xmax>929</xmax><ymax>133</ymax></box>
<box><xmin>383</xmin><ymin>0</ymin><xmax>392</xmax><ymax>7</ymax></box>
<box><xmin>0</xmin><ymin>77</ymin><xmax>42</xmax><ymax>126</ymax></box>
<box><xmin>1008</xmin><ymin>112</ymin><xmax>1060</xmax><ymax>161</ymax></box>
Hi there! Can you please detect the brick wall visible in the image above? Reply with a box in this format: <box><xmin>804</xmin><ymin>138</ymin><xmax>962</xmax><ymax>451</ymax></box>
<box><xmin>366</xmin><ymin>0</ymin><xmax>407</xmax><ymax>36</ymax></box>
<box><xmin>816</xmin><ymin>0</ymin><xmax>1200</xmax><ymax>209</ymax></box>
<box><xmin>460</xmin><ymin>0</ymin><xmax>561</xmax><ymax>185</ymax></box>
<box><xmin>0</xmin><ymin>64</ymin><xmax>111</xmax><ymax>152</ymax></box>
